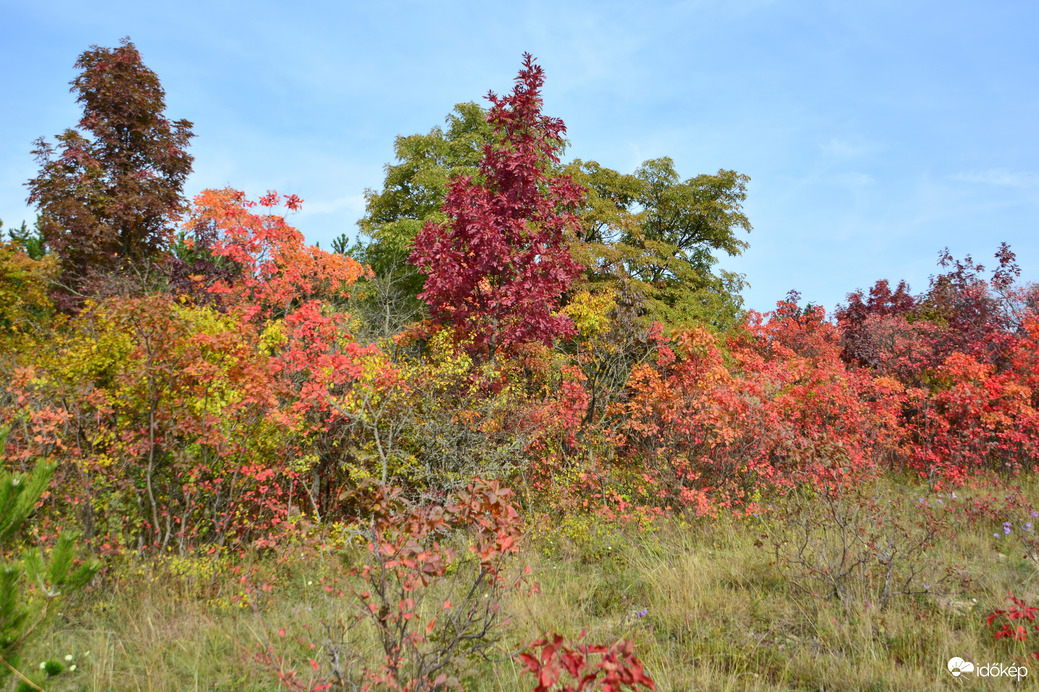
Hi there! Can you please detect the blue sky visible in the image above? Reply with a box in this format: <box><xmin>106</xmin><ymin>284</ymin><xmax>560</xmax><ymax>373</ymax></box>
<box><xmin>3</xmin><ymin>0</ymin><xmax>1037</xmax><ymax>313</ymax></box>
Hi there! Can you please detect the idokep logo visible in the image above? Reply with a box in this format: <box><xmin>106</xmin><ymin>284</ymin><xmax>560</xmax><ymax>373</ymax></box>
<box><xmin>947</xmin><ymin>657</ymin><xmax>1028</xmax><ymax>680</ymax></box>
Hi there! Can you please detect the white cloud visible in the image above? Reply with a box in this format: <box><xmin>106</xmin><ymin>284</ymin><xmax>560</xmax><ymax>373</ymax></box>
<box><xmin>952</xmin><ymin>168</ymin><xmax>1037</xmax><ymax>187</ymax></box>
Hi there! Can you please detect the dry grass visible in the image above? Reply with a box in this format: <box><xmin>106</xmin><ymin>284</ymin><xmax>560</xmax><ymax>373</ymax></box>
<box><xmin>22</xmin><ymin>474</ymin><xmax>1039</xmax><ymax>691</ymax></box>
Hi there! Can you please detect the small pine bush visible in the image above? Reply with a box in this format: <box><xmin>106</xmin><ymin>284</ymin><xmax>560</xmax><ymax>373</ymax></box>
<box><xmin>0</xmin><ymin>427</ymin><xmax>99</xmax><ymax>690</ymax></box>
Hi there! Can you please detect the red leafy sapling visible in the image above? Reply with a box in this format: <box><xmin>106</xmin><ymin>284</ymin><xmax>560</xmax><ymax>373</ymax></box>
<box><xmin>986</xmin><ymin>593</ymin><xmax>1039</xmax><ymax>658</ymax></box>
<box><xmin>409</xmin><ymin>54</ymin><xmax>584</xmax><ymax>360</ymax></box>
<box><xmin>253</xmin><ymin>480</ymin><xmax>528</xmax><ymax>690</ymax></box>
<box><xmin>520</xmin><ymin>632</ymin><xmax>655</xmax><ymax>692</ymax></box>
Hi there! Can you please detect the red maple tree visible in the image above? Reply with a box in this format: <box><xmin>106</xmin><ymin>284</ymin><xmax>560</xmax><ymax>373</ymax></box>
<box><xmin>409</xmin><ymin>54</ymin><xmax>584</xmax><ymax>360</ymax></box>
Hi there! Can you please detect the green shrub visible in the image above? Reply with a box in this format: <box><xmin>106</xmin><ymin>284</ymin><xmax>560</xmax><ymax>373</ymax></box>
<box><xmin>1</xmin><ymin>427</ymin><xmax>99</xmax><ymax>690</ymax></box>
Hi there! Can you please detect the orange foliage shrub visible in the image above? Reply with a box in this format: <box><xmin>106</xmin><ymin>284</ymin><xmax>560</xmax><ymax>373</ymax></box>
<box><xmin>614</xmin><ymin>299</ymin><xmax>903</xmax><ymax>515</ymax></box>
<box><xmin>1</xmin><ymin>191</ymin><xmax>375</xmax><ymax>554</ymax></box>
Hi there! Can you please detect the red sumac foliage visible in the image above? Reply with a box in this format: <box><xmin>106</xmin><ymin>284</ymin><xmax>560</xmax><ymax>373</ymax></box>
<box><xmin>904</xmin><ymin>351</ymin><xmax>1039</xmax><ymax>479</ymax></box>
<box><xmin>187</xmin><ymin>188</ymin><xmax>368</xmax><ymax>320</ymax></box>
<box><xmin>835</xmin><ymin>245</ymin><xmax>1039</xmax><ymax>480</ymax></box>
<box><xmin>185</xmin><ymin>188</ymin><xmax>380</xmax><ymax>512</ymax></box>
<box><xmin>987</xmin><ymin>593</ymin><xmax>1039</xmax><ymax>658</ymax></box>
<box><xmin>836</xmin><ymin>279</ymin><xmax>917</xmax><ymax>370</ymax></box>
<box><xmin>617</xmin><ymin>301</ymin><xmax>903</xmax><ymax>514</ymax></box>
<box><xmin>519</xmin><ymin>632</ymin><xmax>655</xmax><ymax>692</ymax></box>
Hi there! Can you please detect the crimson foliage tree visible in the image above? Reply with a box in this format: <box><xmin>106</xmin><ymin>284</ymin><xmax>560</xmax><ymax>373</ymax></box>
<box><xmin>835</xmin><ymin>278</ymin><xmax>917</xmax><ymax>369</ymax></box>
<box><xmin>408</xmin><ymin>54</ymin><xmax>584</xmax><ymax>360</ymax></box>
<box><xmin>26</xmin><ymin>38</ymin><xmax>194</xmax><ymax>294</ymax></box>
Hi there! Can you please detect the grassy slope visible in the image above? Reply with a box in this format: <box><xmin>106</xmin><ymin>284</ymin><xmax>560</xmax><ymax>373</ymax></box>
<box><xmin>23</xmin><ymin>475</ymin><xmax>1039</xmax><ymax>691</ymax></box>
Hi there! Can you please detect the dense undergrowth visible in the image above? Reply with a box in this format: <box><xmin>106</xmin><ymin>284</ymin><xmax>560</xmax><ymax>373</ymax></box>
<box><xmin>15</xmin><ymin>474</ymin><xmax>1039</xmax><ymax>690</ymax></box>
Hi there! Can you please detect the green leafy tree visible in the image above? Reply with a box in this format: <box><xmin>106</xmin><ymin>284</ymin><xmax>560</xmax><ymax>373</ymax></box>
<box><xmin>335</xmin><ymin>103</ymin><xmax>493</xmax><ymax>339</ymax></box>
<box><xmin>0</xmin><ymin>428</ymin><xmax>100</xmax><ymax>690</ymax></box>
<box><xmin>351</xmin><ymin>102</ymin><xmax>493</xmax><ymax>279</ymax></box>
<box><xmin>26</xmin><ymin>37</ymin><xmax>194</xmax><ymax>299</ymax></box>
<box><xmin>569</xmin><ymin>157</ymin><xmax>751</xmax><ymax>329</ymax></box>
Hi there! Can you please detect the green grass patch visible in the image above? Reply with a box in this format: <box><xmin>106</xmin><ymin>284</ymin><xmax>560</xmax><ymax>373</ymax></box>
<box><xmin>21</xmin><ymin>474</ymin><xmax>1039</xmax><ymax>690</ymax></box>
